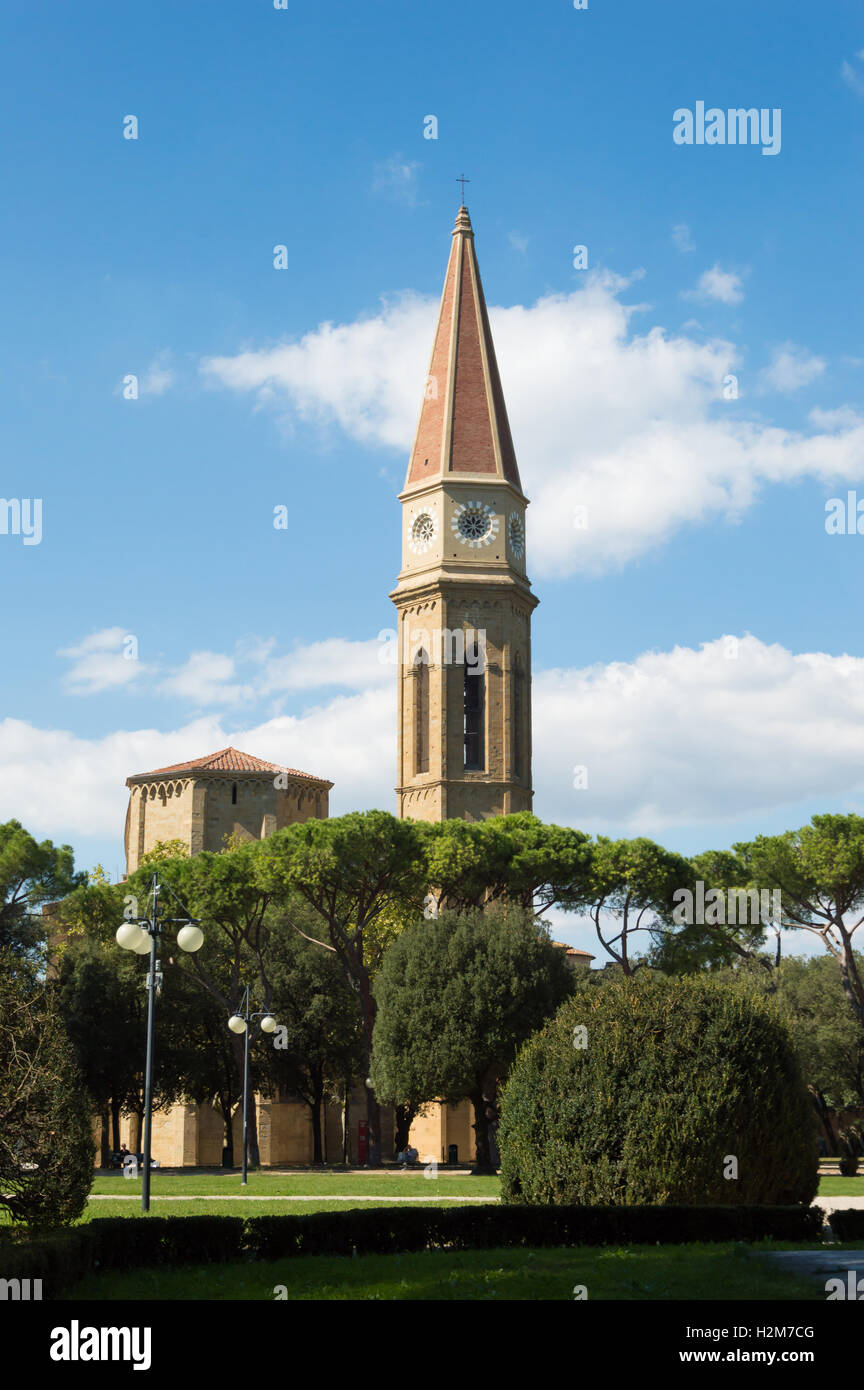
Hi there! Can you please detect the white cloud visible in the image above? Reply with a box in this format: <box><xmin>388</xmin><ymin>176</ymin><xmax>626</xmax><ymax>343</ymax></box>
<box><xmin>683</xmin><ymin>263</ymin><xmax>744</xmax><ymax>304</ymax></box>
<box><xmin>672</xmin><ymin>223</ymin><xmax>695</xmax><ymax>253</ymax></box>
<box><xmin>760</xmin><ymin>343</ymin><xmax>826</xmax><ymax>394</ymax></box>
<box><xmin>59</xmin><ymin>628</ymin><xmax>149</xmax><ymax>694</ymax></box>
<box><xmin>259</xmin><ymin>637</ymin><xmax>395</xmax><ymax>694</ymax></box>
<box><xmin>65</xmin><ymin>634</ymin><xmax>396</xmax><ymax>706</ymax></box>
<box><xmin>141</xmin><ymin>351</ymin><xmax>175</xmax><ymax>396</ymax></box>
<box><xmin>809</xmin><ymin>406</ymin><xmax>864</xmax><ymax>432</ymax></box>
<box><xmin>159</xmin><ymin>651</ymin><xmax>255</xmax><ymax>706</ymax></box>
<box><xmin>201</xmin><ymin>272</ymin><xmax>864</xmax><ymax>579</ymax></box>
<box><xmin>842</xmin><ymin>55</ymin><xmax>864</xmax><ymax>97</ymax></box>
<box><xmin>532</xmin><ymin>635</ymin><xmax>864</xmax><ymax>833</ymax></box>
<box><xmin>509</xmin><ymin>232</ymin><xmax>529</xmax><ymax>254</ymax></box>
<box><xmin>372</xmin><ymin>156</ymin><xmax>421</xmax><ymax>207</ymax></box>
<box><xmin>13</xmin><ymin>635</ymin><xmax>864</xmax><ymax>854</ymax></box>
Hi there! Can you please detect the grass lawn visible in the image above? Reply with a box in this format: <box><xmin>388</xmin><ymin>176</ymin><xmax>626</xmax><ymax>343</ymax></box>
<box><xmin>89</xmin><ymin>1173</ymin><xmax>499</xmax><ymax>1199</ymax></box>
<box><xmin>64</xmin><ymin>1242</ymin><xmax>828</xmax><ymax>1301</ymax></box>
<box><xmin>815</xmin><ymin>1175</ymin><xmax>864</xmax><ymax>1197</ymax></box>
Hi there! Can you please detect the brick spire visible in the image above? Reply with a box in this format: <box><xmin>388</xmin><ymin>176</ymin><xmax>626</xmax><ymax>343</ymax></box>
<box><xmin>405</xmin><ymin>206</ymin><xmax>523</xmax><ymax>492</ymax></box>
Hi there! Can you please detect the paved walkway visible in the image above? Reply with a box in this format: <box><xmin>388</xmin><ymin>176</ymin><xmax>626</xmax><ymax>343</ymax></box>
<box><xmin>758</xmin><ymin>1249</ymin><xmax>864</xmax><ymax>1292</ymax></box>
<box><xmin>814</xmin><ymin>1196</ymin><xmax>864</xmax><ymax>1213</ymax></box>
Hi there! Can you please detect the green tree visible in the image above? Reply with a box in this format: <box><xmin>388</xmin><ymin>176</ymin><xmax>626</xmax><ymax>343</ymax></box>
<box><xmin>264</xmin><ymin>926</ymin><xmax>364</xmax><ymax>1163</ymax></box>
<box><xmin>371</xmin><ymin>904</ymin><xmax>573</xmax><ymax>1173</ymax></box>
<box><xmin>258</xmin><ymin>811</ymin><xmax>428</xmax><ymax>1167</ymax></box>
<box><xmin>737</xmin><ymin>815</ymin><xmax>864</xmax><ymax>1029</ymax></box>
<box><xmin>422</xmin><ymin>813</ymin><xmax>592</xmax><ymax>915</ymax></box>
<box><xmin>648</xmin><ymin>848</ymin><xmax>779</xmax><ymax>975</ymax></box>
<box><xmin>0</xmin><ymin>960</ymin><xmax>94</xmax><ymax>1226</ymax></box>
<box><xmin>126</xmin><ymin>847</ymin><xmax>281</xmax><ymax>1168</ymax></box>
<box><xmin>587</xmin><ymin>837</ymin><xmax>696</xmax><ymax>974</ymax></box>
<box><xmin>0</xmin><ymin>820</ymin><xmax>84</xmax><ymax>964</ymax></box>
<box><xmin>767</xmin><ymin>955</ymin><xmax>864</xmax><ymax>1109</ymax></box>
<box><xmin>56</xmin><ymin>935</ymin><xmax>147</xmax><ymax>1163</ymax></box>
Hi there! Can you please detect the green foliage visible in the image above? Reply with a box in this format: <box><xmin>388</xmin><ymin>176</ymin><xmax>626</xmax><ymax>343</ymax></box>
<box><xmin>769</xmin><ymin>955</ymin><xmax>864</xmax><ymax>1109</ymax></box>
<box><xmin>372</xmin><ymin>904</ymin><xmax>573</xmax><ymax>1169</ymax></box>
<box><xmin>5</xmin><ymin>1206</ymin><xmax>826</xmax><ymax>1296</ymax></box>
<box><xmin>587</xmin><ymin>836</ymin><xmax>696</xmax><ymax>973</ymax></box>
<box><xmin>56</xmin><ymin>934</ymin><xmax>148</xmax><ymax>1119</ymax></box>
<box><xmin>0</xmin><ymin>962</ymin><xmax>95</xmax><ymax>1228</ymax></box>
<box><xmin>737</xmin><ymin>814</ymin><xmax>864</xmax><ymax>1026</ymax></box>
<box><xmin>829</xmin><ymin>1208</ymin><xmax>864</xmax><ymax>1240</ymax></box>
<box><xmin>263</xmin><ymin>924</ymin><xmax>364</xmax><ymax>1161</ymax></box>
<box><xmin>422</xmin><ymin>813</ymin><xmax>592</xmax><ymax>915</ymax></box>
<box><xmin>138</xmin><ymin>839</ymin><xmax>189</xmax><ymax>868</ymax></box>
<box><xmin>498</xmin><ymin>973</ymin><xmax>819</xmax><ymax>1207</ymax></box>
<box><xmin>0</xmin><ymin>819</ymin><xmax>84</xmax><ymax>963</ymax></box>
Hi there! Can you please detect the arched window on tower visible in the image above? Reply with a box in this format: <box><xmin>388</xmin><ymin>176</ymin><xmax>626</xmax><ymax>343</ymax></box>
<box><xmin>464</xmin><ymin>664</ymin><xmax>484</xmax><ymax>770</ymax></box>
<box><xmin>512</xmin><ymin>653</ymin><xmax>525</xmax><ymax>779</ymax></box>
<box><xmin>231</xmin><ymin>782</ymin><xmax>238</xmax><ymax>805</ymax></box>
<box><xmin>414</xmin><ymin>649</ymin><xmax>429</xmax><ymax>775</ymax></box>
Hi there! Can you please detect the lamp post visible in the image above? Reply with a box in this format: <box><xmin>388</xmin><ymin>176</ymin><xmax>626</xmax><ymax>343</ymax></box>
<box><xmin>116</xmin><ymin>871</ymin><xmax>204</xmax><ymax>1213</ymax></box>
<box><xmin>227</xmin><ymin>986</ymin><xmax>278</xmax><ymax>1185</ymax></box>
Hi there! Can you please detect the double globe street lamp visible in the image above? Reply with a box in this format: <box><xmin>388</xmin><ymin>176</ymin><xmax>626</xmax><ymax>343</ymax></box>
<box><xmin>116</xmin><ymin>871</ymin><xmax>204</xmax><ymax>1213</ymax></box>
<box><xmin>227</xmin><ymin>986</ymin><xmax>278</xmax><ymax>1185</ymax></box>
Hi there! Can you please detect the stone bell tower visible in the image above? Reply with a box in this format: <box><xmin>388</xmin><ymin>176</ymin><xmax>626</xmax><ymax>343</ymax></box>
<box><xmin>390</xmin><ymin>205</ymin><xmax>538</xmax><ymax>823</ymax></box>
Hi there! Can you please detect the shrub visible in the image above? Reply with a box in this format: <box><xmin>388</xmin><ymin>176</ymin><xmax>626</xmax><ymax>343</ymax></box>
<box><xmin>828</xmin><ymin>1208</ymin><xmax>864</xmax><ymax>1241</ymax></box>
<box><xmin>6</xmin><ymin>1204</ymin><xmax>826</xmax><ymax>1295</ymax></box>
<box><xmin>498</xmin><ymin>974</ymin><xmax>819</xmax><ymax>1207</ymax></box>
<box><xmin>87</xmin><ymin>1216</ymin><xmax>245</xmax><ymax>1269</ymax></box>
<box><xmin>0</xmin><ymin>968</ymin><xmax>95</xmax><ymax>1229</ymax></box>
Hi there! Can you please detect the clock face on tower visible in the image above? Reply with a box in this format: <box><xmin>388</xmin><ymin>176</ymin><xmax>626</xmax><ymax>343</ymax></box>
<box><xmin>451</xmin><ymin>501</ymin><xmax>499</xmax><ymax>549</ymax></box>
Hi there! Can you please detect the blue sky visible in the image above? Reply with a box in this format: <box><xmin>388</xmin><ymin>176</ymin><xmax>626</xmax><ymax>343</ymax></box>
<box><xmin>1</xmin><ymin>1</ymin><xmax>863</xmax><ymax>955</ymax></box>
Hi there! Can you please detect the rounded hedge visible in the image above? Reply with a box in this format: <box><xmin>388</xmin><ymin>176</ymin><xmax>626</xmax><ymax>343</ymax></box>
<box><xmin>498</xmin><ymin>974</ymin><xmax>819</xmax><ymax>1207</ymax></box>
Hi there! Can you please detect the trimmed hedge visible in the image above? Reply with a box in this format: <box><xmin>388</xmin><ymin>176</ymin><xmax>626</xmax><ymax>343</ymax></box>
<box><xmin>828</xmin><ymin>1207</ymin><xmax>864</xmax><ymax>1240</ymax></box>
<box><xmin>498</xmin><ymin>976</ymin><xmax>819</xmax><ymax>1207</ymax></box>
<box><xmin>2</xmin><ymin>1204</ymin><xmax>826</xmax><ymax>1297</ymax></box>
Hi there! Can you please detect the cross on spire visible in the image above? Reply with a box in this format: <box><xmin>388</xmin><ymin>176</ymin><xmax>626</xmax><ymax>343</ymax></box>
<box><xmin>456</xmin><ymin>172</ymin><xmax>470</xmax><ymax>202</ymax></box>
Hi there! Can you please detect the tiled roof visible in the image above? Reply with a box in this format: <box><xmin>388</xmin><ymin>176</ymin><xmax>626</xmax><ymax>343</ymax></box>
<box><xmin>405</xmin><ymin>206</ymin><xmax>523</xmax><ymax>491</ymax></box>
<box><xmin>551</xmin><ymin>940</ymin><xmax>595</xmax><ymax>959</ymax></box>
<box><xmin>127</xmin><ymin>746</ymin><xmax>331</xmax><ymax>784</ymax></box>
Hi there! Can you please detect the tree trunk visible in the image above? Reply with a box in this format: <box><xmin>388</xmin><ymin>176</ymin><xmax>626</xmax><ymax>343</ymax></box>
<box><xmin>393</xmin><ymin>1103</ymin><xmax>416</xmax><ymax>1156</ymax></box>
<box><xmin>310</xmin><ymin>1095</ymin><xmax>323</xmax><ymax>1165</ymax></box>
<box><xmin>839</xmin><ymin>937</ymin><xmax>864</xmax><ymax>1030</ymax></box>
<box><xmin>357</xmin><ymin>981</ymin><xmax>382</xmax><ymax>1167</ymax></box>
<box><xmin>110</xmin><ymin>1097</ymin><xmax>122</xmax><ymax>1152</ymax></box>
<box><xmin>220</xmin><ymin>1099</ymin><xmax>234</xmax><ymax>1166</ymax></box>
<box><xmin>469</xmin><ymin>1074</ymin><xmax>500</xmax><ymax>1175</ymax></box>
<box><xmin>342</xmin><ymin>1079</ymin><xmax>350</xmax><ymax>1165</ymax></box>
<box><xmin>100</xmin><ymin>1105</ymin><xmax>110</xmax><ymax>1168</ymax></box>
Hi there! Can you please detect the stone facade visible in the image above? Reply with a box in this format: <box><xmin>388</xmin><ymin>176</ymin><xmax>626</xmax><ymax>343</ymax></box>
<box><xmin>123</xmin><ymin>746</ymin><xmax>331</xmax><ymax>875</ymax></box>
<box><xmin>390</xmin><ymin>205</ymin><xmax>538</xmax><ymax>824</ymax></box>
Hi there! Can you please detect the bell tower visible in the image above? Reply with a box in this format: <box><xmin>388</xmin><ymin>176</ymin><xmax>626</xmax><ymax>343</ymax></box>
<box><xmin>390</xmin><ymin>204</ymin><xmax>538</xmax><ymax>822</ymax></box>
